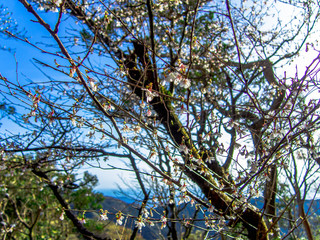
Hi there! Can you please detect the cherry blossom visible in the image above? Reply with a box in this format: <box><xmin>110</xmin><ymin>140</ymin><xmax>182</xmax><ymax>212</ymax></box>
<box><xmin>59</xmin><ymin>212</ymin><xmax>64</xmax><ymax>221</ymax></box>
<box><xmin>116</xmin><ymin>211</ymin><xmax>124</xmax><ymax>225</ymax></box>
<box><xmin>99</xmin><ymin>210</ymin><xmax>108</xmax><ymax>221</ymax></box>
<box><xmin>88</xmin><ymin>77</ymin><xmax>97</xmax><ymax>91</ymax></box>
<box><xmin>160</xmin><ymin>215</ymin><xmax>167</xmax><ymax>229</ymax></box>
<box><xmin>179</xmin><ymin>144</ymin><xmax>189</xmax><ymax>155</ymax></box>
<box><xmin>180</xmin><ymin>78</ymin><xmax>191</xmax><ymax>89</ymax></box>
<box><xmin>134</xmin><ymin>216</ymin><xmax>145</xmax><ymax>232</ymax></box>
<box><xmin>2</xmin><ymin>0</ymin><xmax>320</xmax><ymax>238</ymax></box>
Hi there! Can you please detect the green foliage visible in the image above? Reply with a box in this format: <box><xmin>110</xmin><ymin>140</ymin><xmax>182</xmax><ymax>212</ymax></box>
<box><xmin>186</xmin><ymin>230</ymin><xmax>206</xmax><ymax>239</ymax></box>
<box><xmin>0</xmin><ymin>102</ymin><xmax>15</xmax><ymax>114</ymax></box>
<box><xmin>0</xmin><ymin>157</ymin><xmax>70</xmax><ymax>238</ymax></box>
<box><xmin>84</xmin><ymin>218</ymin><xmax>145</xmax><ymax>240</ymax></box>
<box><xmin>0</xmin><ymin>101</ymin><xmax>15</xmax><ymax>123</ymax></box>
<box><xmin>0</xmin><ymin>156</ymin><xmax>103</xmax><ymax>239</ymax></box>
<box><xmin>71</xmin><ymin>171</ymin><xmax>104</xmax><ymax>210</ymax></box>
<box><xmin>1</xmin><ymin>0</ymin><xmax>320</xmax><ymax>239</ymax></box>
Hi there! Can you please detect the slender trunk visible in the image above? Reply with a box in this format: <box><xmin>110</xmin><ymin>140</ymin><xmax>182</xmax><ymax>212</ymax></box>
<box><xmin>182</xmin><ymin>208</ymin><xmax>200</xmax><ymax>239</ymax></box>
<box><xmin>124</xmin><ymin>43</ymin><xmax>269</xmax><ymax>239</ymax></box>
<box><xmin>263</xmin><ymin>164</ymin><xmax>279</xmax><ymax>238</ymax></box>
<box><xmin>64</xmin><ymin>2</ymin><xmax>270</xmax><ymax>238</ymax></box>
<box><xmin>130</xmin><ymin>195</ymin><xmax>148</xmax><ymax>240</ymax></box>
<box><xmin>168</xmin><ymin>190</ymin><xmax>178</xmax><ymax>240</ymax></box>
<box><xmin>32</xmin><ymin>169</ymin><xmax>109</xmax><ymax>240</ymax></box>
<box><xmin>297</xmin><ymin>197</ymin><xmax>314</xmax><ymax>240</ymax></box>
<box><xmin>288</xmin><ymin>208</ymin><xmax>297</xmax><ymax>240</ymax></box>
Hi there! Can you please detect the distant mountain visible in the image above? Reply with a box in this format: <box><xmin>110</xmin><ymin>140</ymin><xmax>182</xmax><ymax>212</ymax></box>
<box><xmin>250</xmin><ymin>197</ymin><xmax>320</xmax><ymax>215</ymax></box>
<box><xmin>97</xmin><ymin>190</ymin><xmax>204</xmax><ymax>239</ymax></box>
<box><xmin>98</xmin><ymin>195</ymin><xmax>159</xmax><ymax>240</ymax></box>
<box><xmin>97</xmin><ymin>189</ymin><xmax>134</xmax><ymax>203</ymax></box>
<box><xmin>97</xmin><ymin>190</ymin><xmax>320</xmax><ymax>240</ymax></box>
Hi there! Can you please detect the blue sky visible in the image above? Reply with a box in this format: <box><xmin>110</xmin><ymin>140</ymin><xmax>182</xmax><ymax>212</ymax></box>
<box><xmin>1</xmin><ymin>0</ymin><xmax>319</xmax><ymax>196</ymax></box>
<box><xmin>1</xmin><ymin>1</ymin><xmax>56</xmax><ymax>79</ymax></box>
<box><xmin>0</xmin><ymin>1</ymin><xmax>133</xmax><ymax>192</ymax></box>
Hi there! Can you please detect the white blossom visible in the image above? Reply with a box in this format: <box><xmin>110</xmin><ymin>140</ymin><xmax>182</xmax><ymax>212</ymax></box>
<box><xmin>79</xmin><ymin>218</ymin><xmax>86</xmax><ymax>224</ymax></box>
<box><xmin>99</xmin><ymin>210</ymin><xmax>108</xmax><ymax>221</ymax></box>
<box><xmin>160</xmin><ymin>215</ymin><xmax>167</xmax><ymax>229</ymax></box>
<box><xmin>88</xmin><ymin>78</ymin><xmax>97</xmax><ymax>91</ymax></box>
<box><xmin>140</xmin><ymin>101</ymin><xmax>146</xmax><ymax>108</ymax></box>
<box><xmin>166</xmin><ymin>72</ymin><xmax>178</xmax><ymax>83</ymax></box>
<box><xmin>135</xmin><ymin>219</ymin><xmax>145</xmax><ymax>231</ymax></box>
<box><xmin>132</xmin><ymin>125</ymin><xmax>141</xmax><ymax>133</ymax></box>
<box><xmin>142</xmin><ymin>208</ymin><xmax>149</xmax><ymax>218</ymax></box>
<box><xmin>180</xmin><ymin>183</ymin><xmax>187</xmax><ymax>192</ymax></box>
<box><xmin>179</xmin><ymin>144</ymin><xmax>189</xmax><ymax>155</ymax></box>
<box><xmin>206</xmin><ymin>157</ymin><xmax>214</xmax><ymax>164</ymax></box>
<box><xmin>69</xmin><ymin>66</ymin><xmax>76</xmax><ymax>77</ymax></box>
<box><xmin>178</xmin><ymin>194</ymin><xmax>190</xmax><ymax>205</ymax></box>
<box><xmin>59</xmin><ymin>212</ymin><xmax>64</xmax><ymax>221</ymax></box>
<box><xmin>116</xmin><ymin>211</ymin><xmax>124</xmax><ymax>225</ymax></box>
<box><xmin>180</xmin><ymin>78</ymin><xmax>191</xmax><ymax>88</ymax></box>
<box><xmin>104</xmin><ymin>103</ymin><xmax>115</xmax><ymax>111</ymax></box>
<box><xmin>71</xmin><ymin>118</ymin><xmax>76</xmax><ymax>126</ymax></box>
<box><xmin>116</xmin><ymin>216</ymin><xmax>124</xmax><ymax>225</ymax></box>
<box><xmin>143</xmin><ymin>88</ymin><xmax>158</xmax><ymax>102</ymax></box>
<box><xmin>208</xmin><ymin>205</ymin><xmax>214</xmax><ymax>213</ymax></box>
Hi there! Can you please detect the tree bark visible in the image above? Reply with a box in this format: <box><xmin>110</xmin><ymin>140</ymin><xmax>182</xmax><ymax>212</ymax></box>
<box><xmin>31</xmin><ymin>168</ymin><xmax>109</xmax><ymax>240</ymax></box>
<box><xmin>125</xmin><ymin>41</ymin><xmax>269</xmax><ymax>240</ymax></box>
